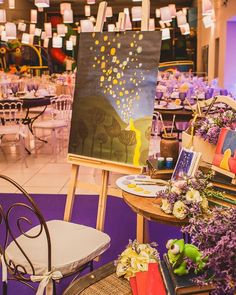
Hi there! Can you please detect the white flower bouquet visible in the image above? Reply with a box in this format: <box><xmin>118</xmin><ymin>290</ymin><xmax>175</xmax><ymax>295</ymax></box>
<box><xmin>156</xmin><ymin>171</ymin><xmax>213</xmax><ymax>220</ymax></box>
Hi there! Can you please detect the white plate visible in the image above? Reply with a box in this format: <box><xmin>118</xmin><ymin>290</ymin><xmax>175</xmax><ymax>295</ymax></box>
<box><xmin>155</xmin><ymin>101</ymin><xmax>183</xmax><ymax>110</ymax></box>
<box><xmin>116</xmin><ymin>174</ymin><xmax>167</xmax><ymax>198</ymax></box>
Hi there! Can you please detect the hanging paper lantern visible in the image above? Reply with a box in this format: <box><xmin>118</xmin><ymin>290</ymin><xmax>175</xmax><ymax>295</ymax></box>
<box><xmin>105</xmin><ymin>7</ymin><xmax>113</xmax><ymax>18</ymax></box>
<box><xmin>34</xmin><ymin>28</ymin><xmax>42</xmax><ymax>37</ymax></box>
<box><xmin>161</xmin><ymin>28</ymin><xmax>170</xmax><ymax>40</ymax></box>
<box><xmin>52</xmin><ymin>36</ymin><xmax>63</xmax><ymax>48</ymax></box>
<box><xmin>0</xmin><ymin>10</ymin><xmax>6</xmax><ymax>23</ymax></box>
<box><xmin>80</xmin><ymin>19</ymin><xmax>94</xmax><ymax>32</ymax></box>
<box><xmin>182</xmin><ymin>8</ymin><xmax>188</xmax><ymax>15</ymax></box>
<box><xmin>57</xmin><ymin>24</ymin><xmax>67</xmax><ymax>36</ymax></box>
<box><xmin>149</xmin><ymin>18</ymin><xmax>155</xmax><ymax>31</ymax></box>
<box><xmin>43</xmin><ymin>38</ymin><xmax>49</xmax><ymax>48</ymax></box>
<box><xmin>8</xmin><ymin>0</ymin><xmax>15</xmax><ymax>9</ymax></box>
<box><xmin>177</xmin><ymin>11</ymin><xmax>187</xmax><ymax>27</ymax></box>
<box><xmin>0</xmin><ymin>25</ymin><xmax>4</xmax><ymax>35</ymax></box>
<box><xmin>41</xmin><ymin>31</ymin><xmax>46</xmax><ymax>40</ymax></box>
<box><xmin>69</xmin><ymin>35</ymin><xmax>77</xmax><ymax>46</ymax></box>
<box><xmin>5</xmin><ymin>22</ymin><xmax>16</xmax><ymax>40</ymax></box>
<box><xmin>180</xmin><ymin>23</ymin><xmax>190</xmax><ymax>35</ymax></box>
<box><xmin>22</xmin><ymin>33</ymin><xmax>30</xmax><ymax>44</ymax></box>
<box><xmin>159</xmin><ymin>20</ymin><xmax>165</xmax><ymax>29</ymax></box>
<box><xmin>31</xmin><ymin>10</ymin><xmax>37</xmax><ymax>23</ymax></box>
<box><xmin>202</xmin><ymin>0</ymin><xmax>213</xmax><ymax>16</ymax></box>
<box><xmin>202</xmin><ymin>15</ymin><xmax>214</xmax><ymax>28</ymax></box>
<box><xmin>87</xmin><ymin>0</ymin><xmax>95</xmax><ymax>4</ymax></box>
<box><xmin>160</xmin><ymin>6</ymin><xmax>172</xmax><ymax>23</ymax></box>
<box><xmin>60</xmin><ymin>3</ymin><xmax>71</xmax><ymax>15</ymax></box>
<box><xmin>29</xmin><ymin>24</ymin><xmax>36</xmax><ymax>35</ymax></box>
<box><xmin>108</xmin><ymin>24</ymin><xmax>115</xmax><ymax>32</ymax></box>
<box><xmin>44</xmin><ymin>22</ymin><xmax>52</xmax><ymax>38</ymax></box>
<box><xmin>1</xmin><ymin>31</ymin><xmax>8</xmax><ymax>42</ymax></box>
<box><xmin>168</xmin><ymin>4</ymin><xmax>176</xmax><ymax>18</ymax></box>
<box><xmin>35</xmin><ymin>0</ymin><xmax>50</xmax><ymax>8</ymax></box>
<box><xmin>66</xmin><ymin>40</ymin><xmax>73</xmax><ymax>51</ymax></box>
<box><xmin>124</xmin><ymin>8</ymin><xmax>132</xmax><ymax>30</ymax></box>
<box><xmin>85</xmin><ymin>5</ymin><xmax>91</xmax><ymax>17</ymax></box>
<box><xmin>18</xmin><ymin>22</ymin><xmax>26</xmax><ymax>32</ymax></box>
<box><xmin>155</xmin><ymin>9</ymin><xmax>160</xmax><ymax>18</ymax></box>
<box><xmin>63</xmin><ymin>9</ymin><xmax>73</xmax><ymax>24</ymax></box>
<box><xmin>131</xmin><ymin>6</ymin><xmax>142</xmax><ymax>21</ymax></box>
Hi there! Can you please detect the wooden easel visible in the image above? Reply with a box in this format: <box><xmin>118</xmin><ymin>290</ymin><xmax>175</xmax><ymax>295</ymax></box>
<box><xmin>64</xmin><ymin>0</ymin><xmax>151</xmax><ymax>239</ymax></box>
<box><xmin>64</xmin><ymin>154</ymin><xmax>141</xmax><ymax>231</ymax></box>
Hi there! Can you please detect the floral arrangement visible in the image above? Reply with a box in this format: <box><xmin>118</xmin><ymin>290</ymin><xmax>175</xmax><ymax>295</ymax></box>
<box><xmin>157</xmin><ymin>170</ymin><xmax>216</xmax><ymax>220</ymax></box>
<box><xmin>116</xmin><ymin>240</ymin><xmax>159</xmax><ymax>279</ymax></box>
<box><xmin>195</xmin><ymin>109</ymin><xmax>236</xmax><ymax>145</ymax></box>
<box><xmin>182</xmin><ymin>207</ymin><xmax>236</xmax><ymax>295</ymax></box>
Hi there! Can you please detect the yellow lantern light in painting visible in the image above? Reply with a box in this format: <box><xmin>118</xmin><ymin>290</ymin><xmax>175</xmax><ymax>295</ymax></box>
<box><xmin>63</xmin><ymin>9</ymin><xmax>73</xmax><ymax>24</ymax></box>
<box><xmin>5</xmin><ymin>22</ymin><xmax>17</xmax><ymax>40</ymax></box>
<box><xmin>31</xmin><ymin>10</ymin><xmax>37</xmax><ymax>23</ymax></box>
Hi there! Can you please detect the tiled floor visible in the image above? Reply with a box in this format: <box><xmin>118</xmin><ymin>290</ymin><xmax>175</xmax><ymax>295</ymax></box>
<box><xmin>0</xmin><ymin>131</ymin><xmax>160</xmax><ymax>195</ymax></box>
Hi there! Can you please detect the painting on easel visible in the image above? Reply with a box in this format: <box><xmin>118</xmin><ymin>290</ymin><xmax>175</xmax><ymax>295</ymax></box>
<box><xmin>69</xmin><ymin>31</ymin><xmax>162</xmax><ymax>166</ymax></box>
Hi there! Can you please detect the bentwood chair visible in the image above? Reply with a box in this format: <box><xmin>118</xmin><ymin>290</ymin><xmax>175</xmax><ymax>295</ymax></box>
<box><xmin>0</xmin><ymin>101</ymin><xmax>28</xmax><ymax>163</ymax></box>
<box><xmin>32</xmin><ymin>95</ymin><xmax>73</xmax><ymax>157</ymax></box>
<box><xmin>0</xmin><ymin>174</ymin><xmax>111</xmax><ymax>295</ymax></box>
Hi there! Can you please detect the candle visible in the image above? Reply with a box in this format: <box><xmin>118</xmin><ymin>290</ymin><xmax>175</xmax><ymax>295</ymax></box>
<box><xmin>166</xmin><ymin>157</ymin><xmax>173</xmax><ymax>168</ymax></box>
<box><xmin>157</xmin><ymin>157</ymin><xmax>165</xmax><ymax>169</ymax></box>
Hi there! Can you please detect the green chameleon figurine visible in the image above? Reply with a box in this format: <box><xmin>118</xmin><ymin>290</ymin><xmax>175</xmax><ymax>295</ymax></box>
<box><xmin>166</xmin><ymin>239</ymin><xmax>207</xmax><ymax>276</ymax></box>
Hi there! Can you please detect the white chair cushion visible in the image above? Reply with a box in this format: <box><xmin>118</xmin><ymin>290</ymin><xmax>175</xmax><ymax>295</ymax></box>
<box><xmin>33</xmin><ymin>119</ymin><xmax>68</xmax><ymax>129</ymax></box>
<box><xmin>6</xmin><ymin>220</ymin><xmax>111</xmax><ymax>276</ymax></box>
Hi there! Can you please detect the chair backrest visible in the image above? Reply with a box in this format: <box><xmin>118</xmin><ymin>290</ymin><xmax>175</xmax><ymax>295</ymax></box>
<box><xmin>0</xmin><ymin>101</ymin><xmax>23</xmax><ymax>126</ymax></box>
<box><xmin>50</xmin><ymin>95</ymin><xmax>73</xmax><ymax>121</ymax></box>
<box><xmin>0</xmin><ymin>175</ymin><xmax>52</xmax><ymax>283</ymax></box>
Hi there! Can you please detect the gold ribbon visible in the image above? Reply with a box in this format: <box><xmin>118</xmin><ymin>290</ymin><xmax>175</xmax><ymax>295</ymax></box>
<box><xmin>31</xmin><ymin>270</ymin><xmax>63</xmax><ymax>295</ymax></box>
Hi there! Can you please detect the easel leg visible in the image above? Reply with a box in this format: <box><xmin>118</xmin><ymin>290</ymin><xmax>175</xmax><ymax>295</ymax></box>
<box><xmin>96</xmin><ymin>170</ymin><xmax>109</xmax><ymax>232</ymax></box>
<box><xmin>64</xmin><ymin>164</ymin><xmax>79</xmax><ymax>222</ymax></box>
<box><xmin>136</xmin><ymin>214</ymin><xmax>149</xmax><ymax>243</ymax></box>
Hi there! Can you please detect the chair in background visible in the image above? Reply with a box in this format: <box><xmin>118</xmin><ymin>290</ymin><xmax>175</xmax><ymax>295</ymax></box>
<box><xmin>0</xmin><ymin>101</ymin><xmax>28</xmax><ymax>163</ymax></box>
<box><xmin>0</xmin><ymin>174</ymin><xmax>111</xmax><ymax>295</ymax></box>
<box><xmin>32</xmin><ymin>95</ymin><xmax>73</xmax><ymax>157</ymax></box>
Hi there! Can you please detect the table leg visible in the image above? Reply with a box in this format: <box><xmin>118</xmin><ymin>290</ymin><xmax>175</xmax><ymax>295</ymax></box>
<box><xmin>136</xmin><ymin>214</ymin><xmax>149</xmax><ymax>243</ymax></box>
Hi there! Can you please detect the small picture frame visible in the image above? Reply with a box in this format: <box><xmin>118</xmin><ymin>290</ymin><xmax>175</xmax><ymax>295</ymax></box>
<box><xmin>171</xmin><ymin>148</ymin><xmax>202</xmax><ymax>180</ymax></box>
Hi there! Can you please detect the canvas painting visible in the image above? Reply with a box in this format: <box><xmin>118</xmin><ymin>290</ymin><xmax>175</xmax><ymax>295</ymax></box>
<box><xmin>212</xmin><ymin>128</ymin><xmax>236</xmax><ymax>174</ymax></box>
<box><xmin>69</xmin><ymin>31</ymin><xmax>162</xmax><ymax>166</ymax></box>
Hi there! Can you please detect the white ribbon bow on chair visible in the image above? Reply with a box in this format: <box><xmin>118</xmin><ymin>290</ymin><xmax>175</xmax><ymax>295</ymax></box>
<box><xmin>31</xmin><ymin>270</ymin><xmax>63</xmax><ymax>295</ymax></box>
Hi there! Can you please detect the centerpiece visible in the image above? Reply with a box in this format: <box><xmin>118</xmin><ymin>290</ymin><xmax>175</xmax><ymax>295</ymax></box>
<box><xmin>116</xmin><ymin>240</ymin><xmax>166</xmax><ymax>295</ymax></box>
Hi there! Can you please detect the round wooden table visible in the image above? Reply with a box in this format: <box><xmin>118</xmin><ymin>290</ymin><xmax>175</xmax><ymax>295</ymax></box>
<box><xmin>122</xmin><ymin>191</ymin><xmax>188</xmax><ymax>243</ymax></box>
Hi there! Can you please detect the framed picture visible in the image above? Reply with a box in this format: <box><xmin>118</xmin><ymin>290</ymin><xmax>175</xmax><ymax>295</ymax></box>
<box><xmin>172</xmin><ymin>148</ymin><xmax>202</xmax><ymax>180</ymax></box>
<box><xmin>212</xmin><ymin>128</ymin><xmax>236</xmax><ymax>177</ymax></box>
